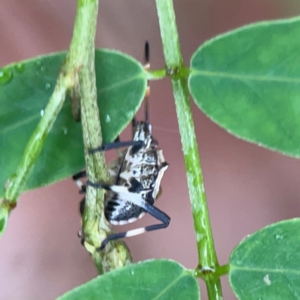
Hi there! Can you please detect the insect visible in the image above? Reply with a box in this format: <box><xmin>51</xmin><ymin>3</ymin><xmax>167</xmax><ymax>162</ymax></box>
<box><xmin>73</xmin><ymin>42</ymin><xmax>170</xmax><ymax>250</ymax></box>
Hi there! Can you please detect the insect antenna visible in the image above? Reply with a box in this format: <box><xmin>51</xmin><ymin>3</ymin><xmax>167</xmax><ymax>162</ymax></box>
<box><xmin>144</xmin><ymin>40</ymin><xmax>150</xmax><ymax>69</ymax></box>
<box><xmin>144</xmin><ymin>41</ymin><xmax>150</xmax><ymax>123</ymax></box>
<box><xmin>131</xmin><ymin>41</ymin><xmax>150</xmax><ymax>134</ymax></box>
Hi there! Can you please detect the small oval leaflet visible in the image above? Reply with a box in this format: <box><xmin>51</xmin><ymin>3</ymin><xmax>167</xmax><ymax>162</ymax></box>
<box><xmin>57</xmin><ymin>259</ymin><xmax>200</xmax><ymax>300</ymax></box>
<box><xmin>189</xmin><ymin>17</ymin><xmax>300</xmax><ymax>158</ymax></box>
<box><xmin>229</xmin><ymin>218</ymin><xmax>300</xmax><ymax>299</ymax></box>
<box><xmin>0</xmin><ymin>49</ymin><xmax>147</xmax><ymax>197</ymax></box>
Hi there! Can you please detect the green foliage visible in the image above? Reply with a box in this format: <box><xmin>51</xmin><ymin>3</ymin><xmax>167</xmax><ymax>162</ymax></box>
<box><xmin>2</xmin><ymin>1</ymin><xmax>300</xmax><ymax>299</ymax></box>
<box><xmin>189</xmin><ymin>17</ymin><xmax>300</xmax><ymax>157</ymax></box>
<box><xmin>0</xmin><ymin>50</ymin><xmax>146</xmax><ymax>197</ymax></box>
<box><xmin>58</xmin><ymin>260</ymin><xmax>199</xmax><ymax>300</ymax></box>
<box><xmin>229</xmin><ymin>219</ymin><xmax>300</xmax><ymax>299</ymax></box>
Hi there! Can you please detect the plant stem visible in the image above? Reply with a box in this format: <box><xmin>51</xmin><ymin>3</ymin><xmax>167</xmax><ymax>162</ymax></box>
<box><xmin>3</xmin><ymin>68</ymin><xmax>70</xmax><ymax>205</ymax></box>
<box><xmin>216</xmin><ymin>264</ymin><xmax>230</xmax><ymax>277</ymax></box>
<box><xmin>146</xmin><ymin>68</ymin><xmax>167</xmax><ymax>80</ymax></box>
<box><xmin>0</xmin><ymin>72</ymin><xmax>70</xmax><ymax>235</ymax></box>
<box><xmin>155</xmin><ymin>0</ymin><xmax>223</xmax><ymax>299</ymax></box>
<box><xmin>66</xmin><ymin>0</ymin><xmax>132</xmax><ymax>273</ymax></box>
<box><xmin>2</xmin><ymin>0</ymin><xmax>132</xmax><ymax>271</ymax></box>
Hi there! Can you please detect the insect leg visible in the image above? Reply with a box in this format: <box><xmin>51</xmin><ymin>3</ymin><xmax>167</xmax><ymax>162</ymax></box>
<box><xmin>87</xmin><ymin>180</ymin><xmax>170</xmax><ymax>250</ymax></box>
<box><xmin>98</xmin><ymin>201</ymin><xmax>170</xmax><ymax>251</ymax></box>
<box><xmin>73</xmin><ymin>170</ymin><xmax>86</xmax><ymax>180</ymax></box>
<box><xmin>144</xmin><ymin>41</ymin><xmax>150</xmax><ymax>123</ymax></box>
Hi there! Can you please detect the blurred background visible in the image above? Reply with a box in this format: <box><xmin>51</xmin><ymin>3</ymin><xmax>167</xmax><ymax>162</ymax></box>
<box><xmin>1</xmin><ymin>1</ymin><xmax>300</xmax><ymax>299</ymax></box>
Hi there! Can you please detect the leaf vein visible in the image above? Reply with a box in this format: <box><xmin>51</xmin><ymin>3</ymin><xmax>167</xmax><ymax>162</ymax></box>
<box><xmin>231</xmin><ymin>264</ymin><xmax>300</xmax><ymax>275</ymax></box>
<box><xmin>151</xmin><ymin>271</ymin><xmax>186</xmax><ymax>300</ymax></box>
<box><xmin>97</xmin><ymin>74</ymin><xmax>144</xmax><ymax>94</ymax></box>
<box><xmin>191</xmin><ymin>70</ymin><xmax>300</xmax><ymax>84</ymax></box>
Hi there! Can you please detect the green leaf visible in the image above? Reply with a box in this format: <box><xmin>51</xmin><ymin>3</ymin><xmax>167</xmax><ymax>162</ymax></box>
<box><xmin>229</xmin><ymin>218</ymin><xmax>300</xmax><ymax>299</ymax></box>
<box><xmin>189</xmin><ymin>17</ymin><xmax>300</xmax><ymax>157</ymax></box>
<box><xmin>58</xmin><ymin>259</ymin><xmax>199</xmax><ymax>300</ymax></box>
<box><xmin>0</xmin><ymin>50</ymin><xmax>146</xmax><ymax>197</ymax></box>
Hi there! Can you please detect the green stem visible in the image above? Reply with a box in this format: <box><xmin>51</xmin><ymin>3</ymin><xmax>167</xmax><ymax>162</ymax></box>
<box><xmin>1</xmin><ymin>72</ymin><xmax>70</xmax><ymax>237</ymax></box>
<box><xmin>155</xmin><ymin>0</ymin><xmax>222</xmax><ymax>299</ymax></box>
<box><xmin>2</xmin><ymin>0</ymin><xmax>132</xmax><ymax>271</ymax></box>
<box><xmin>147</xmin><ymin>68</ymin><xmax>167</xmax><ymax>80</ymax></box>
<box><xmin>67</xmin><ymin>0</ymin><xmax>132</xmax><ymax>273</ymax></box>
<box><xmin>3</xmin><ymin>69</ymin><xmax>70</xmax><ymax>204</ymax></box>
<box><xmin>216</xmin><ymin>264</ymin><xmax>230</xmax><ymax>277</ymax></box>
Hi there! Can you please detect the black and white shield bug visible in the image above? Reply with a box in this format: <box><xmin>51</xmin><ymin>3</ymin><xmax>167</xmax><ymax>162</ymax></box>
<box><xmin>73</xmin><ymin>42</ymin><xmax>170</xmax><ymax>250</ymax></box>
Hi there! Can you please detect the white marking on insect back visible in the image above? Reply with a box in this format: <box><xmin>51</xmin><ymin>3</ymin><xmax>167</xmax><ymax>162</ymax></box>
<box><xmin>157</xmin><ymin>149</ymin><xmax>166</xmax><ymax>164</ymax></box>
<box><xmin>110</xmin><ymin>213</ymin><xmax>146</xmax><ymax>225</ymax></box>
<box><xmin>152</xmin><ymin>163</ymin><xmax>168</xmax><ymax>199</ymax></box>
<box><xmin>119</xmin><ymin>170</ymin><xmax>133</xmax><ymax>182</ymax></box>
<box><xmin>108</xmin><ymin>186</ymin><xmax>149</xmax><ymax>208</ymax></box>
